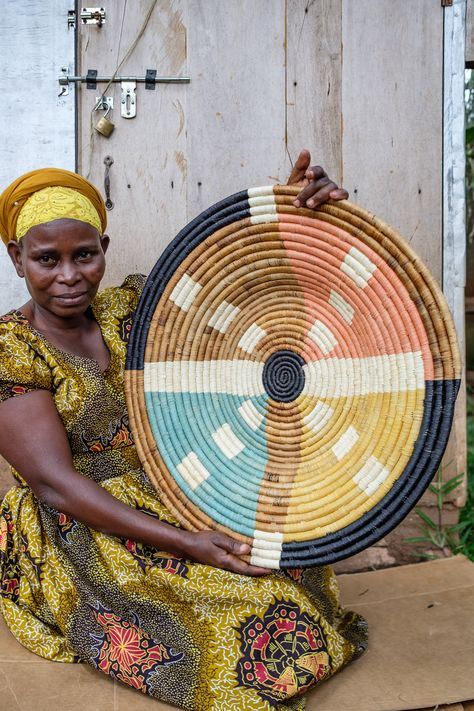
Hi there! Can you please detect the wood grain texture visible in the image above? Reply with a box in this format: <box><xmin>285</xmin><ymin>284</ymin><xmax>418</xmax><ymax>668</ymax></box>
<box><xmin>0</xmin><ymin>0</ymin><xmax>75</xmax><ymax>314</ymax></box>
<box><xmin>467</xmin><ymin>0</ymin><xmax>474</xmax><ymax>63</ymax></box>
<box><xmin>286</xmin><ymin>0</ymin><xmax>342</xmax><ymax>183</ymax></box>
<box><xmin>443</xmin><ymin>1</ymin><xmax>466</xmax><ymax>500</ymax></box>
<box><xmin>185</xmin><ymin>0</ymin><xmax>288</xmax><ymax>220</ymax></box>
<box><xmin>78</xmin><ymin>0</ymin><xmax>292</xmax><ymax>286</ymax></box>
<box><xmin>77</xmin><ymin>0</ymin><xmax>188</xmax><ymax>286</ymax></box>
<box><xmin>342</xmin><ymin>0</ymin><xmax>444</xmax><ymax>283</ymax></box>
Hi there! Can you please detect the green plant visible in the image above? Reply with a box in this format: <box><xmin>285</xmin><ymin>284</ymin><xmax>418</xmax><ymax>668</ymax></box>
<box><xmin>404</xmin><ymin>466</ymin><xmax>469</xmax><ymax>560</ymax></box>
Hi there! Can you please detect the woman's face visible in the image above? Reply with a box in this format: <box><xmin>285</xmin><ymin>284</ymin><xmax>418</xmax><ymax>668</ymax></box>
<box><xmin>7</xmin><ymin>218</ymin><xmax>109</xmax><ymax>319</ymax></box>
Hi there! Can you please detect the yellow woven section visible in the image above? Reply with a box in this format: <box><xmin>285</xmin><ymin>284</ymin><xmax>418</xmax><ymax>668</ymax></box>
<box><xmin>283</xmin><ymin>389</ymin><xmax>425</xmax><ymax>540</ymax></box>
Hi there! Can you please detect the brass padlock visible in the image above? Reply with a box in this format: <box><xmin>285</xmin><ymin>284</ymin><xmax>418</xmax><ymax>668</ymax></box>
<box><xmin>94</xmin><ymin>102</ymin><xmax>115</xmax><ymax>137</ymax></box>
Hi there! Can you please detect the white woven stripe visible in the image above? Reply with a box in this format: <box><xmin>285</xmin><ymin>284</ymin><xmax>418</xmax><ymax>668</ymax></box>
<box><xmin>249</xmin><ymin>555</ymin><xmax>280</xmax><ymax>569</ymax></box>
<box><xmin>332</xmin><ymin>426</ymin><xmax>359</xmax><ymax>460</ymax></box>
<box><xmin>238</xmin><ymin>323</ymin><xmax>267</xmax><ymax>353</ymax></box>
<box><xmin>250</xmin><ymin>530</ymin><xmax>283</xmax><ymax>568</ymax></box>
<box><xmin>340</xmin><ymin>247</ymin><xmax>377</xmax><ymax>288</ymax></box>
<box><xmin>144</xmin><ymin>361</ymin><xmax>265</xmax><ymax>396</ymax></box>
<box><xmin>145</xmin><ymin>353</ymin><xmax>424</xmax><ymax>397</ymax></box>
<box><xmin>307</xmin><ymin>319</ymin><xmax>338</xmax><ymax>354</ymax></box>
<box><xmin>177</xmin><ymin>452</ymin><xmax>210</xmax><ymax>490</ymax></box>
<box><xmin>329</xmin><ymin>289</ymin><xmax>354</xmax><ymax>324</ymax></box>
<box><xmin>212</xmin><ymin>424</ymin><xmax>245</xmax><ymax>459</ymax></box>
<box><xmin>145</xmin><ymin>352</ymin><xmax>424</xmax><ymax>398</ymax></box>
<box><xmin>353</xmin><ymin>455</ymin><xmax>390</xmax><ymax>496</ymax></box>
<box><xmin>303</xmin><ymin>401</ymin><xmax>334</xmax><ymax>433</ymax></box>
<box><xmin>250</xmin><ymin>212</ymin><xmax>278</xmax><ymax>225</ymax></box>
<box><xmin>248</xmin><ymin>195</ymin><xmax>276</xmax><ymax>208</ymax></box>
<box><xmin>169</xmin><ymin>273</ymin><xmax>202</xmax><ymax>311</ymax></box>
<box><xmin>302</xmin><ymin>352</ymin><xmax>424</xmax><ymax>397</ymax></box>
<box><xmin>249</xmin><ymin>203</ymin><xmax>276</xmax><ymax>215</ymax></box>
<box><xmin>238</xmin><ymin>399</ymin><xmax>265</xmax><ymax>430</ymax></box>
<box><xmin>207</xmin><ymin>299</ymin><xmax>241</xmax><ymax>333</ymax></box>
<box><xmin>248</xmin><ymin>186</ymin><xmax>276</xmax><ymax>198</ymax></box>
<box><xmin>249</xmin><ymin>191</ymin><xmax>276</xmax><ymax>222</ymax></box>
<box><xmin>252</xmin><ymin>530</ymin><xmax>284</xmax><ymax>548</ymax></box>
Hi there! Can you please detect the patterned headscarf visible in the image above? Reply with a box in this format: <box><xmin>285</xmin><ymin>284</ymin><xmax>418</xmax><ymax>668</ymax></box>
<box><xmin>0</xmin><ymin>167</ymin><xmax>107</xmax><ymax>245</ymax></box>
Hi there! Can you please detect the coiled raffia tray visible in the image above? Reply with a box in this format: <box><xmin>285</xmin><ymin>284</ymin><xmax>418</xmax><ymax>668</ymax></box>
<box><xmin>125</xmin><ymin>185</ymin><xmax>461</xmax><ymax>569</ymax></box>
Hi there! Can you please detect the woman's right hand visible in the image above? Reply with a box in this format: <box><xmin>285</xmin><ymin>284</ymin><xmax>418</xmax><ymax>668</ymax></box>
<box><xmin>179</xmin><ymin>529</ymin><xmax>269</xmax><ymax>576</ymax></box>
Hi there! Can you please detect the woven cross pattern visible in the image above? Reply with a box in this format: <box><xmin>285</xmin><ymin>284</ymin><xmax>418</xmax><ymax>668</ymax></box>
<box><xmin>125</xmin><ymin>185</ymin><xmax>461</xmax><ymax>569</ymax></box>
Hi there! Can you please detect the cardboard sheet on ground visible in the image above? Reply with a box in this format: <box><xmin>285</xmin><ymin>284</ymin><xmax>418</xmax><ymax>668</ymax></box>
<box><xmin>309</xmin><ymin>556</ymin><xmax>474</xmax><ymax>711</ymax></box>
<box><xmin>0</xmin><ymin>557</ymin><xmax>473</xmax><ymax>710</ymax></box>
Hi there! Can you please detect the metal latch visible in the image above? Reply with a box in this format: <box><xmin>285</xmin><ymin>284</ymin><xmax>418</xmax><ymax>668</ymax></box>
<box><xmin>95</xmin><ymin>96</ymin><xmax>113</xmax><ymax>112</ymax></box>
<box><xmin>58</xmin><ymin>69</ymin><xmax>190</xmax><ymax>96</ymax></box>
<box><xmin>68</xmin><ymin>8</ymin><xmax>106</xmax><ymax>28</ymax></box>
<box><xmin>81</xmin><ymin>7</ymin><xmax>106</xmax><ymax>25</ymax></box>
<box><xmin>121</xmin><ymin>82</ymin><xmax>136</xmax><ymax>118</ymax></box>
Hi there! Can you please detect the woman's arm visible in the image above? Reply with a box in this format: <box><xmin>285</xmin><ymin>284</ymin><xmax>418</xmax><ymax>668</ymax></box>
<box><xmin>0</xmin><ymin>390</ymin><xmax>268</xmax><ymax>576</ymax></box>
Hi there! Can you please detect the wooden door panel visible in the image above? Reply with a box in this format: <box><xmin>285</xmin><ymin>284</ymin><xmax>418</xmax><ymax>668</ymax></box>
<box><xmin>342</xmin><ymin>0</ymin><xmax>443</xmax><ymax>282</ymax></box>
<box><xmin>77</xmin><ymin>0</ymin><xmax>188</xmax><ymax>283</ymax></box>
<box><xmin>287</xmin><ymin>0</ymin><xmax>343</xmax><ymax>183</ymax></box>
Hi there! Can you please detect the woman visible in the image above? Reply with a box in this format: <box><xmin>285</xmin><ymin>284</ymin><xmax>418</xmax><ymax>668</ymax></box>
<box><xmin>0</xmin><ymin>154</ymin><xmax>367</xmax><ymax>710</ymax></box>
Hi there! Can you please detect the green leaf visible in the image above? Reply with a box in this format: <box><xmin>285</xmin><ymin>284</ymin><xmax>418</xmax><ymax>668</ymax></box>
<box><xmin>404</xmin><ymin>536</ymin><xmax>433</xmax><ymax>544</ymax></box>
<box><xmin>430</xmin><ymin>530</ymin><xmax>446</xmax><ymax>547</ymax></box>
<box><xmin>439</xmin><ymin>475</ymin><xmax>465</xmax><ymax>495</ymax></box>
<box><xmin>414</xmin><ymin>524</ymin><xmax>433</xmax><ymax>538</ymax></box>
<box><xmin>416</xmin><ymin>552</ymin><xmax>440</xmax><ymax>560</ymax></box>
<box><xmin>467</xmin><ymin>125</ymin><xmax>474</xmax><ymax>144</ymax></box>
<box><xmin>448</xmin><ymin>521</ymin><xmax>471</xmax><ymax>533</ymax></box>
<box><xmin>415</xmin><ymin>508</ymin><xmax>438</xmax><ymax>530</ymax></box>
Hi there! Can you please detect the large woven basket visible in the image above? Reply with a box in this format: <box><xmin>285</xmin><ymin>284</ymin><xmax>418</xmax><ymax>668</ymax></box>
<box><xmin>125</xmin><ymin>185</ymin><xmax>461</xmax><ymax>569</ymax></box>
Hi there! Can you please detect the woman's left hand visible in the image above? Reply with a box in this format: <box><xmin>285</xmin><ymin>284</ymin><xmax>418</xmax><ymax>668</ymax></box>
<box><xmin>287</xmin><ymin>149</ymin><xmax>348</xmax><ymax>209</ymax></box>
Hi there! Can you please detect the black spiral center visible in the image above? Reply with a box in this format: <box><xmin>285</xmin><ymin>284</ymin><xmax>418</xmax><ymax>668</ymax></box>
<box><xmin>262</xmin><ymin>350</ymin><xmax>306</xmax><ymax>402</ymax></box>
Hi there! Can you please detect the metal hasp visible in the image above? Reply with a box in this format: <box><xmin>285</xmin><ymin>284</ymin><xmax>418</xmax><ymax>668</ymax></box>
<box><xmin>121</xmin><ymin>82</ymin><xmax>136</xmax><ymax>118</ymax></box>
<box><xmin>80</xmin><ymin>8</ymin><xmax>106</xmax><ymax>25</ymax></box>
<box><xmin>95</xmin><ymin>96</ymin><xmax>113</xmax><ymax>112</ymax></box>
<box><xmin>58</xmin><ymin>69</ymin><xmax>190</xmax><ymax>97</ymax></box>
<box><xmin>67</xmin><ymin>7</ymin><xmax>106</xmax><ymax>27</ymax></box>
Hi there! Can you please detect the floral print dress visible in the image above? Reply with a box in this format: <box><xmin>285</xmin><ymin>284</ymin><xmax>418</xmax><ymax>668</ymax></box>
<box><xmin>0</xmin><ymin>275</ymin><xmax>367</xmax><ymax>710</ymax></box>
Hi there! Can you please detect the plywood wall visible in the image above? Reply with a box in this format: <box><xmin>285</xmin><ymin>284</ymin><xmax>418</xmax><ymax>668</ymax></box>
<box><xmin>342</xmin><ymin>0</ymin><xmax>443</xmax><ymax>278</ymax></box>
<box><xmin>77</xmin><ymin>0</ymin><xmax>443</xmax><ymax>290</ymax></box>
<box><xmin>0</xmin><ymin>0</ymin><xmax>75</xmax><ymax>315</ymax></box>
<box><xmin>467</xmin><ymin>0</ymin><xmax>474</xmax><ymax>64</ymax></box>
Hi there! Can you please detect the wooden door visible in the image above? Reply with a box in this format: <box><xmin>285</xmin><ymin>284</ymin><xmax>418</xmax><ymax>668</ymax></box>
<box><xmin>77</xmin><ymin>1</ymin><xmax>443</xmax><ymax>288</ymax></box>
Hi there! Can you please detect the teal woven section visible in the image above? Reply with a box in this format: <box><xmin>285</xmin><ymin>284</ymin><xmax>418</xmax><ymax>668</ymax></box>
<box><xmin>145</xmin><ymin>391</ymin><xmax>269</xmax><ymax>535</ymax></box>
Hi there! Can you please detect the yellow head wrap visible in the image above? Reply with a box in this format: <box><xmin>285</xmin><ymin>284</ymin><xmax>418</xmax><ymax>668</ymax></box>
<box><xmin>15</xmin><ymin>186</ymin><xmax>102</xmax><ymax>240</ymax></box>
<box><xmin>0</xmin><ymin>167</ymin><xmax>107</xmax><ymax>245</ymax></box>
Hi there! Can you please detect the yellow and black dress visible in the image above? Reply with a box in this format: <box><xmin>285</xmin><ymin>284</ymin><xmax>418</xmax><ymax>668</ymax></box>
<box><xmin>0</xmin><ymin>276</ymin><xmax>367</xmax><ymax>710</ymax></box>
